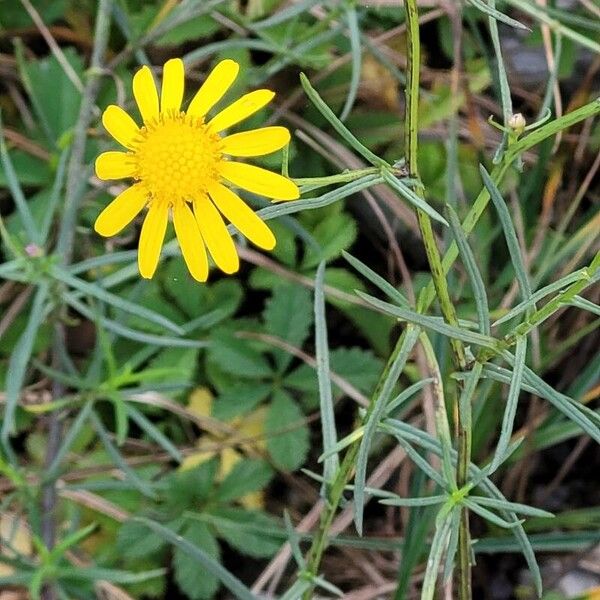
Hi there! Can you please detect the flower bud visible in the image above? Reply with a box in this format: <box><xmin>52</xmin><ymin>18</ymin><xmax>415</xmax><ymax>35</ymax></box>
<box><xmin>508</xmin><ymin>113</ymin><xmax>526</xmax><ymax>135</ymax></box>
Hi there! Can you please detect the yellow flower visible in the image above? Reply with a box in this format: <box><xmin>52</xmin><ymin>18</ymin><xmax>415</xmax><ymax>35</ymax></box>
<box><xmin>94</xmin><ymin>58</ymin><xmax>299</xmax><ymax>281</ymax></box>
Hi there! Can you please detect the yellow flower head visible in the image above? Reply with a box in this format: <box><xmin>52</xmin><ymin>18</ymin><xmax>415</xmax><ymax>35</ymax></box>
<box><xmin>94</xmin><ymin>58</ymin><xmax>299</xmax><ymax>281</ymax></box>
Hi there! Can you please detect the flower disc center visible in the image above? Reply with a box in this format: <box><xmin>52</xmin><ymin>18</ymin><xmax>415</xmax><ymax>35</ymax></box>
<box><xmin>133</xmin><ymin>115</ymin><xmax>222</xmax><ymax>202</ymax></box>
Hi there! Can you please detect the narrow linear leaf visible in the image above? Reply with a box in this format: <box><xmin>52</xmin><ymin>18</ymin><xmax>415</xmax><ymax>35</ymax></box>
<box><xmin>384</xmin><ymin>378</ymin><xmax>434</xmax><ymax>417</ymax></box>
<box><xmin>463</xmin><ymin>498</ymin><xmax>523</xmax><ymax>529</ymax></box>
<box><xmin>251</xmin><ymin>0</ymin><xmax>321</xmax><ymax>28</ymax></box>
<box><xmin>355</xmin><ymin>290</ymin><xmax>497</xmax><ymax>348</ymax></box>
<box><xmin>380</xmin><ymin>494</ymin><xmax>446</xmax><ymax>507</ymax></box>
<box><xmin>0</xmin><ymin>113</ymin><xmax>40</xmax><ymax>244</ymax></box>
<box><xmin>45</xmin><ymin>400</ymin><xmax>94</xmax><ymax>480</ymax></box>
<box><xmin>314</xmin><ymin>261</ymin><xmax>339</xmax><ymax>486</ymax></box>
<box><xmin>570</xmin><ymin>295</ymin><xmax>600</xmax><ymax>317</ymax></box>
<box><xmin>491</xmin><ymin>336</ymin><xmax>527</xmax><ymax>472</ymax></box>
<box><xmin>447</xmin><ymin>204</ymin><xmax>490</xmax><ymax>335</ymax></box>
<box><xmin>342</xmin><ymin>250</ymin><xmax>409</xmax><ymax>306</ymax></box>
<box><xmin>53</xmin><ymin>267</ymin><xmax>184</xmax><ymax>334</ymax></box>
<box><xmin>339</xmin><ymin>6</ymin><xmax>361</xmax><ymax>122</ymax></box>
<box><xmin>382</xmin><ymin>171</ymin><xmax>449</xmax><ymax>227</ymax></box>
<box><xmin>40</xmin><ymin>147</ymin><xmax>69</xmax><ymax>244</ymax></box>
<box><xmin>126</xmin><ymin>405</ymin><xmax>183</xmax><ymax>463</ymax></box>
<box><xmin>64</xmin><ymin>292</ymin><xmax>206</xmax><ymax>348</ymax></box>
<box><xmin>493</xmin><ymin>269</ymin><xmax>587</xmax><ymax>326</ymax></box>
<box><xmin>480</xmin><ymin>165</ymin><xmax>532</xmax><ymax>300</ymax></box>
<box><xmin>90</xmin><ymin>411</ymin><xmax>156</xmax><ymax>498</ymax></box>
<box><xmin>355</xmin><ymin>325</ymin><xmax>420</xmax><ymax>535</ymax></box>
<box><xmin>299</xmin><ymin>73</ymin><xmax>385</xmax><ymax>166</ymax></box>
<box><xmin>468</xmin><ymin>0</ymin><xmax>529</xmax><ymax>30</ymax></box>
<box><xmin>259</xmin><ymin>175</ymin><xmax>384</xmax><ymax>221</ymax></box>
<box><xmin>1</xmin><ymin>282</ymin><xmax>49</xmax><ymax>443</ymax></box>
<box><xmin>470</xmin><ymin>496</ymin><xmax>554</xmax><ymax>518</ymax></box>
<box><xmin>421</xmin><ymin>505</ymin><xmax>456</xmax><ymax>600</ymax></box>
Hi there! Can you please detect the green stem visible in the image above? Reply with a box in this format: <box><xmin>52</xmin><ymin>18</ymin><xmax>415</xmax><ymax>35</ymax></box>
<box><xmin>404</xmin><ymin>1</ymin><xmax>471</xmax><ymax>598</ymax></box>
<box><xmin>294</xmin><ymin>167</ymin><xmax>380</xmax><ymax>188</ymax></box>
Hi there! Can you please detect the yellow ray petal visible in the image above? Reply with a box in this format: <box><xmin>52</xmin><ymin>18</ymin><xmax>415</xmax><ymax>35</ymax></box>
<box><xmin>160</xmin><ymin>58</ymin><xmax>184</xmax><ymax>116</ymax></box>
<box><xmin>193</xmin><ymin>194</ymin><xmax>239</xmax><ymax>274</ymax></box>
<box><xmin>138</xmin><ymin>201</ymin><xmax>168</xmax><ymax>279</ymax></box>
<box><xmin>133</xmin><ymin>65</ymin><xmax>159</xmax><ymax>124</ymax></box>
<box><xmin>208</xmin><ymin>89</ymin><xmax>274</xmax><ymax>133</ymax></box>
<box><xmin>220</xmin><ymin>126</ymin><xmax>290</xmax><ymax>157</ymax></box>
<box><xmin>102</xmin><ymin>105</ymin><xmax>140</xmax><ymax>149</ymax></box>
<box><xmin>208</xmin><ymin>183</ymin><xmax>275</xmax><ymax>250</ymax></box>
<box><xmin>95</xmin><ymin>151</ymin><xmax>135</xmax><ymax>180</ymax></box>
<box><xmin>187</xmin><ymin>59</ymin><xmax>239</xmax><ymax>119</ymax></box>
<box><xmin>219</xmin><ymin>162</ymin><xmax>299</xmax><ymax>201</ymax></box>
<box><xmin>95</xmin><ymin>184</ymin><xmax>148</xmax><ymax>237</ymax></box>
<box><xmin>173</xmin><ymin>201</ymin><xmax>209</xmax><ymax>282</ymax></box>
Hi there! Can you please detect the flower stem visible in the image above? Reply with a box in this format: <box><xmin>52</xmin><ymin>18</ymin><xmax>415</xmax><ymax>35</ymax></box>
<box><xmin>403</xmin><ymin>1</ymin><xmax>471</xmax><ymax>597</ymax></box>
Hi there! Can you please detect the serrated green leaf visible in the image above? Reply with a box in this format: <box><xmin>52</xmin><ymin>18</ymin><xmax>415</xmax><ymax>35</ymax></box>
<box><xmin>209</xmin><ymin>334</ymin><xmax>272</xmax><ymax>379</ymax></box>
<box><xmin>264</xmin><ymin>284</ymin><xmax>313</xmax><ymax>372</ymax></box>
<box><xmin>216</xmin><ymin>459</ymin><xmax>274</xmax><ymax>502</ymax></box>
<box><xmin>174</xmin><ymin>521</ymin><xmax>221</xmax><ymax>600</ymax></box>
<box><xmin>266</xmin><ymin>389</ymin><xmax>309</xmax><ymax>471</ymax></box>
<box><xmin>206</xmin><ymin>508</ymin><xmax>282</xmax><ymax>558</ymax></box>
<box><xmin>302</xmin><ymin>211</ymin><xmax>358</xmax><ymax>269</ymax></box>
<box><xmin>116</xmin><ymin>519</ymin><xmax>168</xmax><ymax>559</ymax></box>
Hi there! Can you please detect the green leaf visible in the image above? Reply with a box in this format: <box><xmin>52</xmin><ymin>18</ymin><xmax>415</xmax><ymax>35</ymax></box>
<box><xmin>165</xmin><ymin>459</ymin><xmax>218</xmax><ymax>513</ymax></box>
<box><xmin>206</xmin><ymin>508</ymin><xmax>282</xmax><ymax>558</ymax></box>
<box><xmin>2</xmin><ymin>282</ymin><xmax>49</xmax><ymax>444</ymax></box>
<box><xmin>263</xmin><ymin>284</ymin><xmax>313</xmax><ymax>372</ymax></box>
<box><xmin>355</xmin><ymin>325</ymin><xmax>420</xmax><ymax>535</ymax></box>
<box><xmin>212</xmin><ymin>382</ymin><xmax>272</xmax><ymax>421</ymax></box>
<box><xmin>302</xmin><ymin>211</ymin><xmax>358</xmax><ymax>269</ymax></box>
<box><xmin>0</xmin><ymin>114</ymin><xmax>40</xmax><ymax>244</ymax></box>
<box><xmin>266</xmin><ymin>389</ymin><xmax>310</xmax><ymax>471</ymax></box>
<box><xmin>21</xmin><ymin>47</ymin><xmax>84</xmax><ymax>144</ymax></box>
<box><xmin>491</xmin><ymin>337</ymin><xmax>527</xmax><ymax>472</ymax></box>
<box><xmin>314</xmin><ymin>261</ymin><xmax>340</xmax><ymax>487</ymax></box>
<box><xmin>157</xmin><ymin>13</ymin><xmax>219</xmax><ymax>46</ymax></box>
<box><xmin>299</xmin><ymin>73</ymin><xmax>386</xmax><ymax>167</ymax></box>
<box><xmin>480</xmin><ymin>165</ymin><xmax>532</xmax><ymax>300</ymax></box>
<box><xmin>138</xmin><ymin>516</ymin><xmax>259</xmax><ymax>600</ymax></box>
<box><xmin>209</xmin><ymin>333</ymin><xmax>272</xmax><ymax>379</ymax></box>
<box><xmin>174</xmin><ymin>521</ymin><xmax>221</xmax><ymax>600</ymax></box>
<box><xmin>116</xmin><ymin>519</ymin><xmax>168</xmax><ymax>560</ymax></box>
<box><xmin>216</xmin><ymin>459</ymin><xmax>274</xmax><ymax>502</ymax></box>
<box><xmin>339</xmin><ymin>5</ymin><xmax>361</xmax><ymax>121</ymax></box>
